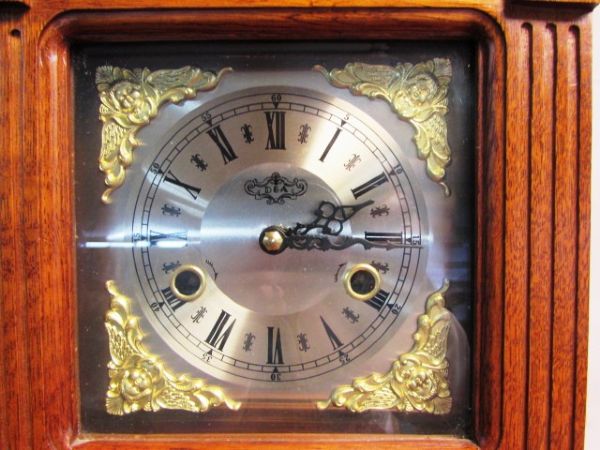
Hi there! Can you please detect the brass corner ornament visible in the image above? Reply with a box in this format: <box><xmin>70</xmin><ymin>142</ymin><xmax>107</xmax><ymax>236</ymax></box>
<box><xmin>315</xmin><ymin>59</ymin><xmax>453</xmax><ymax>196</ymax></box>
<box><xmin>317</xmin><ymin>280</ymin><xmax>452</xmax><ymax>414</ymax></box>
<box><xmin>104</xmin><ymin>281</ymin><xmax>241</xmax><ymax>415</ymax></box>
<box><xmin>96</xmin><ymin>65</ymin><xmax>231</xmax><ymax>203</ymax></box>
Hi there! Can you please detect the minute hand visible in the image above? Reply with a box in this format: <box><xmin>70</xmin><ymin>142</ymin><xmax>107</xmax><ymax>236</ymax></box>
<box><xmin>285</xmin><ymin>234</ymin><xmax>422</xmax><ymax>252</ymax></box>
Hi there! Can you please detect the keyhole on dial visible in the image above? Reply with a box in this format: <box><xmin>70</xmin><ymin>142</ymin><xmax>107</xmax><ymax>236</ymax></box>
<box><xmin>171</xmin><ymin>265</ymin><xmax>207</xmax><ymax>301</ymax></box>
<box><xmin>350</xmin><ymin>270</ymin><xmax>377</xmax><ymax>295</ymax></box>
<box><xmin>343</xmin><ymin>263</ymin><xmax>381</xmax><ymax>301</ymax></box>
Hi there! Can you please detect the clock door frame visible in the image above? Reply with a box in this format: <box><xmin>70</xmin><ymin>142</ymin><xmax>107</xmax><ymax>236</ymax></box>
<box><xmin>0</xmin><ymin>3</ymin><xmax>592</xmax><ymax>449</ymax></box>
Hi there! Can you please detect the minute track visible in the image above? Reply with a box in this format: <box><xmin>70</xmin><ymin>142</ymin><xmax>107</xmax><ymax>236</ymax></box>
<box><xmin>131</xmin><ymin>88</ymin><xmax>424</xmax><ymax>383</ymax></box>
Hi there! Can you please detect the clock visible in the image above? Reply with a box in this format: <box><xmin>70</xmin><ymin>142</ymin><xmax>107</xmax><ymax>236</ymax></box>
<box><xmin>130</xmin><ymin>86</ymin><xmax>427</xmax><ymax>385</ymax></box>
<box><xmin>74</xmin><ymin>42</ymin><xmax>475</xmax><ymax>434</ymax></box>
<box><xmin>1</xmin><ymin>4</ymin><xmax>593</xmax><ymax>449</ymax></box>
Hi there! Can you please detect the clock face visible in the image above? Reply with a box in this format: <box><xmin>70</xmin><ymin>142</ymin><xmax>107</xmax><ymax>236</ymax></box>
<box><xmin>74</xmin><ymin>42</ymin><xmax>476</xmax><ymax>435</ymax></box>
<box><xmin>131</xmin><ymin>88</ymin><xmax>426</xmax><ymax>383</ymax></box>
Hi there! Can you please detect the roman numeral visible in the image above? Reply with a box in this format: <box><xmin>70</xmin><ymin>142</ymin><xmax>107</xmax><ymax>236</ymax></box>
<box><xmin>364</xmin><ymin>231</ymin><xmax>405</xmax><ymax>244</ymax></box>
<box><xmin>161</xmin><ymin>286</ymin><xmax>186</xmax><ymax>311</ymax></box>
<box><xmin>365</xmin><ymin>289</ymin><xmax>390</xmax><ymax>311</ymax></box>
<box><xmin>265</xmin><ymin>112</ymin><xmax>286</xmax><ymax>150</ymax></box>
<box><xmin>266</xmin><ymin>326</ymin><xmax>284</xmax><ymax>364</ymax></box>
<box><xmin>163</xmin><ymin>170</ymin><xmax>201</xmax><ymax>200</ymax></box>
<box><xmin>207</xmin><ymin>125</ymin><xmax>238</xmax><ymax>164</ymax></box>
<box><xmin>320</xmin><ymin>317</ymin><xmax>343</xmax><ymax>350</ymax></box>
<box><xmin>351</xmin><ymin>172</ymin><xmax>389</xmax><ymax>199</ymax></box>
<box><xmin>149</xmin><ymin>230</ymin><xmax>187</xmax><ymax>247</ymax></box>
<box><xmin>205</xmin><ymin>310</ymin><xmax>236</xmax><ymax>351</ymax></box>
<box><xmin>319</xmin><ymin>121</ymin><xmax>345</xmax><ymax>162</ymax></box>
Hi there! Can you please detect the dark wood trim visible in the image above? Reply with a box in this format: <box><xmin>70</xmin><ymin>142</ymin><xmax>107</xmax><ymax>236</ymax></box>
<box><xmin>0</xmin><ymin>2</ymin><xmax>591</xmax><ymax>449</ymax></box>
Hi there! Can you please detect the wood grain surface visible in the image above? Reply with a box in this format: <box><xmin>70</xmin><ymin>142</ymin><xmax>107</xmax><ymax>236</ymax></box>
<box><xmin>0</xmin><ymin>1</ymin><xmax>594</xmax><ymax>449</ymax></box>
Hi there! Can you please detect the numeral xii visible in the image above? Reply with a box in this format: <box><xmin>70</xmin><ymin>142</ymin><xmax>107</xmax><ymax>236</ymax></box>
<box><xmin>265</xmin><ymin>112</ymin><xmax>286</xmax><ymax>150</ymax></box>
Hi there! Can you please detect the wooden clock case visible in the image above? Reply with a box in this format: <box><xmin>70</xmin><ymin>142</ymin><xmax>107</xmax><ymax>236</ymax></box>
<box><xmin>0</xmin><ymin>0</ymin><xmax>594</xmax><ymax>449</ymax></box>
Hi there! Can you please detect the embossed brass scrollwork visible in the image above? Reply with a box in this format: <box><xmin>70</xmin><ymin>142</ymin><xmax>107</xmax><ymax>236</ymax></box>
<box><xmin>96</xmin><ymin>65</ymin><xmax>231</xmax><ymax>203</ymax></box>
<box><xmin>104</xmin><ymin>281</ymin><xmax>241</xmax><ymax>415</ymax></box>
<box><xmin>317</xmin><ymin>280</ymin><xmax>452</xmax><ymax>414</ymax></box>
<box><xmin>315</xmin><ymin>59</ymin><xmax>453</xmax><ymax>195</ymax></box>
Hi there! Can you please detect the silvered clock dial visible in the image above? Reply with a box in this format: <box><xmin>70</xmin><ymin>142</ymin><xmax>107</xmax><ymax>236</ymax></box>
<box><xmin>130</xmin><ymin>87</ymin><xmax>425</xmax><ymax>384</ymax></box>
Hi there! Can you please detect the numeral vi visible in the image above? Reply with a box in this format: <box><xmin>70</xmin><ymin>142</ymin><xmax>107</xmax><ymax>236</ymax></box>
<box><xmin>266</xmin><ymin>326</ymin><xmax>284</xmax><ymax>364</ymax></box>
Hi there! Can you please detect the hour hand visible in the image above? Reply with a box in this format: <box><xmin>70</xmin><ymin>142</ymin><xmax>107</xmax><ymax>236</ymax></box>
<box><xmin>292</xmin><ymin>200</ymin><xmax>374</xmax><ymax>236</ymax></box>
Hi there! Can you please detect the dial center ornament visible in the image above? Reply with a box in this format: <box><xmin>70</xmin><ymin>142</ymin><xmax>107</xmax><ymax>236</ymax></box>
<box><xmin>131</xmin><ymin>87</ymin><xmax>426</xmax><ymax>383</ymax></box>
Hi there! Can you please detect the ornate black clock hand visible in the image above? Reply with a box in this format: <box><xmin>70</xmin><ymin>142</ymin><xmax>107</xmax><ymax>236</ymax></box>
<box><xmin>285</xmin><ymin>234</ymin><xmax>422</xmax><ymax>252</ymax></box>
<box><xmin>259</xmin><ymin>226</ymin><xmax>421</xmax><ymax>254</ymax></box>
<box><xmin>292</xmin><ymin>199</ymin><xmax>374</xmax><ymax>236</ymax></box>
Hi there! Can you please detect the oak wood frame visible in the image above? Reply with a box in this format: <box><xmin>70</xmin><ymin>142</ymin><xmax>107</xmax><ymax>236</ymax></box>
<box><xmin>0</xmin><ymin>1</ymin><xmax>593</xmax><ymax>449</ymax></box>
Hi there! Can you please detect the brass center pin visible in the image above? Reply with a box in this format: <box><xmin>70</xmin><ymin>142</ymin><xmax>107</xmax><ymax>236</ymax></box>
<box><xmin>259</xmin><ymin>226</ymin><xmax>288</xmax><ymax>255</ymax></box>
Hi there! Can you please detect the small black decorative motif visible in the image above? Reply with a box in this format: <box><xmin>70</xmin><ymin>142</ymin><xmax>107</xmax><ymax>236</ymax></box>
<box><xmin>371</xmin><ymin>261</ymin><xmax>390</xmax><ymax>274</ymax></box>
<box><xmin>342</xmin><ymin>307</ymin><xmax>360</xmax><ymax>324</ymax></box>
<box><xmin>162</xmin><ymin>260</ymin><xmax>181</xmax><ymax>273</ymax></box>
<box><xmin>241</xmin><ymin>124</ymin><xmax>254</xmax><ymax>144</ymax></box>
<box><xmin>344</xmin><ymin>154</ymin><xmax>361</xmax><ymax>171</ymax></box>
<box><xmin>298</xmin><ymin>124</ymin><xmax>311</xmax><ymax>144</ymax></box>
<box><xmin>191</xmin><ymin>154</ymin><xmax>208</xmax><ymax>171</ymax></box>
<box><xmin>242</xmin><ymin>333</ymin><xmax>255</xmax><ymax>352</ymax></box>
<box><xmin>297</xmin><ymin>333</ymin><xmax>310</xmax><ymax>352</ymax></box>
<box><xmin>191</xmin><ymin>307</ymin><xmax>208</xmax><ymax>323</ymax></box>
<box><xmin>370</xmin><ymin>205</ymin><xmax>390</xmax><ymax>218</ymax></box>
<box><xmin>244</xmin><ymin>172</ymin><xmax>307</xmax><ymax>205</ymax></box>
<box><xmin>161</xmin><ymin>203</ymin><xmax>181</xmax><ymax>217</ymax></box>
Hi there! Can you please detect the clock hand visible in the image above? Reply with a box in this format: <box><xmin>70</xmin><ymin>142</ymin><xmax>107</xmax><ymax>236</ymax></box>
<box><xmin>259</xmin><ymin>226</ymin><xmax>421</xmax><ymax>255</ymax></box>
<box><xmin>292</xmin><ymin>200</ymin><xmax>374</xmax><ymax>236</ymax></box>
<box><xmin>285</xmin><ymin>234</ymin><xmax>422</xmax><ymax>252</ymax></box>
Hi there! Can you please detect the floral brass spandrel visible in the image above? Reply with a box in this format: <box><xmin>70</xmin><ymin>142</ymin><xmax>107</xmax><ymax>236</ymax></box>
<box><xmin>104</xmin><ymin>280</ymin><xmax>241</xmax><ymax>415</ymax></box>
<box><xmin>96</xmin><ymin>65</ymin><xmax>231</xmax><ymax>203</ymax></box>
<box><xmin>317</xmin><ymin>280</ymin><xmax>452</xmax><ymax>414</ymax></box>
<box><xmin>315</xmin><ymin>59</ymin><xmax>453</xmax><ymax>196</ymax></box>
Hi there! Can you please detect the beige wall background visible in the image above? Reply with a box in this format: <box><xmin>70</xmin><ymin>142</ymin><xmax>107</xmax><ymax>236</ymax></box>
<box><xmin>585</xmin><ymin>7</ymin><xmax>599</xmax><ymax>449</ymax></box>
